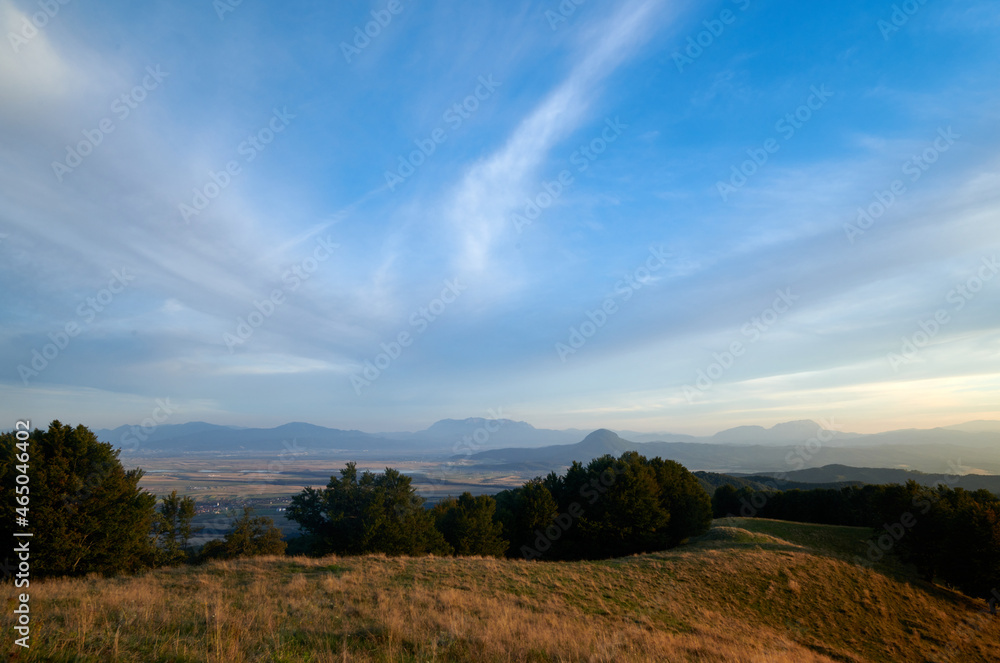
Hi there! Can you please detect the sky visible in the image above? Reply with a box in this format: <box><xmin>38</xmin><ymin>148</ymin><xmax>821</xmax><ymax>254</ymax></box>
<box><xmin>1</xmin><ymin>0</ymin><xmax>998</xmax><ymax>436</ymax></box>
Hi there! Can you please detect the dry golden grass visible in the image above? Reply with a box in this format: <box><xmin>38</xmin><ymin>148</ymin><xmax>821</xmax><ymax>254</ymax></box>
<box><xmin>3</xmin><ymin>518</ymin><xmax>998</xmax><ymax>662</ymax></box>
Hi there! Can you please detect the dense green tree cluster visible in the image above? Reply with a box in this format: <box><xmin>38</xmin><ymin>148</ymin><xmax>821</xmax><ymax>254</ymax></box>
<box><xmin>1</xmin><ymin>422</ymin><xmax>289</xmax><ymax>578</ymax></box>
<box><xmin>495</xmin><ymin>452</ymin><xmax>712</xmax><ymax>560</ymax></box>
<box><xmin>885</xmin><ymin>483</ymin><xmax>1000</xmax><ymax>596</ymax></box>
<box><xmin>493</xmin><ymin>478</ymin><xmax>559</xmax><ymax>556</ymax></box>
<box><xmin>431</xmin><ymin>492</ymin><xmax>508</xmax><ymax>557</ymax></box>
<box><xmin>712</xmin><ymin>480</ymin><xmax>1000</xmax><ymax>598</ymax></box>
<box><xmin>1</xmin><ymin>421</ymin><xmax>158</xmax><ymax>576</ymax></box>
<box><xmin>154</xmin><ymin>490</ymin><xmax>198</xmax><ymax>565</ymax></box>
<box><xmin>288</xmin><ymin>452</ymin><xmax>711</xmax><ymax>561</ymax></box>
<box><xmin>200</xmin><ymin>507</ymin><xmax>287</xmax><ymax>560</ymax></box>
<box><xmin>287</xmin><ymin>462</ymin><xmax>451</xmax><ymax>555</ymax></box>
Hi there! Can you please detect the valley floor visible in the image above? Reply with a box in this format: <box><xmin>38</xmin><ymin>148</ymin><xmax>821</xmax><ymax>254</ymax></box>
<box><xmin>4</xmin><ymin>518</ymin><xmax>998</xmax><ymax>662</ymax></box>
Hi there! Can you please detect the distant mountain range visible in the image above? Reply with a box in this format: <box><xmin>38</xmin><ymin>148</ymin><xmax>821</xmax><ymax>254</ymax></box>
<box><xmin>461</xmin><ymin>426</ymin><xmax>1000</xmax><ymax>475</ymax></box>
<box><xmin>96</xmin><ymin>418</ymin><xmax>1000</xmax><ymax>475</ymax></box>
<box><xmin>96</xmin><ymin>418</ymin><xmax>585</xmax><ymax>458</ymax></box>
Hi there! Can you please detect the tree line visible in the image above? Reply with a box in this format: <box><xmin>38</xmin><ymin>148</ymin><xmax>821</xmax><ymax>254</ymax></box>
<box><xmin>285</xmin><ymin>451</ymin><xmax>714</xmax><ymax>560</ymax></box>
<box><xmin>0</xmin><ymin>422</ymin><xmax>285</xmax><ymax>577</ymax></box>
<box><xmin>712</xmin><ymin>481</ymin><xmax>1000</xmax><ymax>599</ymax></box>
<box><xmin>1</xmin><ymin>422</ymin><xmax>713</xmax><ymax>577</ymax></box>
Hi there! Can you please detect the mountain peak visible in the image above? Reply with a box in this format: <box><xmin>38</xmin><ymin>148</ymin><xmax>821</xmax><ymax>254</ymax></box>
<box><xmin>424</xmin><ymin>418</ymin><xmax>530</xmax><ymax>433</ymax></box>
<box><xmin>575</xmin><ymin>429</ymin><xmax>635</xmax><ymax>456</ymax></box>
<box><xmin>769</xmin><ymin>420</ymin><xmax>822</xmax><ymax>435</ymax></box>
<box><xmin>582</xmin><ymin>428</ymin><xmax>622</xmax><ymax>442</ymax></box>
<box><xmin>711</xmin><ymin>420</ymin><xmax>830</xmax><ymax>444</ymax></box>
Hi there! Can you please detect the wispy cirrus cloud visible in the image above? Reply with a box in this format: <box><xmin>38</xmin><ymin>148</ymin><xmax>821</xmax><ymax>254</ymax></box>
<box><xmin>445</xmin><ymin>0</ymin><xmax>686</xmax><ymax>280</ymax></box>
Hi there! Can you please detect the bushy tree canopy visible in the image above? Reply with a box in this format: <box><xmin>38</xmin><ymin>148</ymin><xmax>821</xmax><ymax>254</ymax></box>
<box><xmin>1</xmin><ymin>421</ymin><xmax>158</xmax><ymax>576</ymax></box>
<box><xmin>496</xmin><ymin>452</ymin><xmax>712</xmax><ymax>560</ymax></box>
<box><xmin>287</xmin><ymin>463</ymin><xmax>450</xmax><ymax>556</ymax></box>
<box><xmin>153</xmin><ymin>490</ymin><xmax>198</xmax><ymax>565</ymax></box>
<box><xmin>494</xmin><ymin>478</ymin><xmax>560</xmax><ymax>555</ymax></box>
<box><xmin>200</xmin><ymin>507</ymin><xmax>286</xmax><ymax>560</ymax></box>
<box><xmin>432</xmin><ymin>492</ymin><xmax>508</xmax><ymax>557</ymax></box>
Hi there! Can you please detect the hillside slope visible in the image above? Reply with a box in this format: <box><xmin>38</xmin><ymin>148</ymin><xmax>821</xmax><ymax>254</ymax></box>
<box><xmin>694</xmin><ymin>470</ymin><xmax>863</xmax><ymax>494</ymax></box>
<box><xmin>6</xmin><ymin>519</ymin><xmax>998</xmax><ymax>662</ymax></box>
<box><xmin>741</xmin><ymin>464</ymin><xmax>1000</xmax><ymax>493</ymax></box>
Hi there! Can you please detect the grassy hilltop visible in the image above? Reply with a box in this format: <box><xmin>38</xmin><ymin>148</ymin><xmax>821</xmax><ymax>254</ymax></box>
<box><xmin>5</xmin><ymin>518</ymin><xmax>998</xmax><ymax>662</ymax></box>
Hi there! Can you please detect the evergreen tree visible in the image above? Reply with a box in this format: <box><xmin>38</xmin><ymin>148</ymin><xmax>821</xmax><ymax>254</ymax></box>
<box><xmin>287</xmin><ymin>463</ymin><xmax>451</xmax><ymax>556</ymax></box>
<box><xmin>711</xmin><ymin>484</ymin><xmax>741</xmax><ymax>519</ymax></box>
<box><xmin>0</xmin><ymin>421</ymin><xmax>157</xmax><ymax>576</ymax></box>
<box><xmin>569</xmin><ymin>453</ymin><xmax>670</xmax><ymax>559</ymax></box>
<box><xmin>494</xmin><ymin>478</ymin><xmax>559</xmax><ymax>557</ymax></box>
<box><xmin>200</xmin><ymin>507</ymin><xmax>286</xmax><ymax>560</ymax></box>
<box><xmin>154</xmin><ymin>490</ymin><xmax>198</xmax><ymax>564</ymax></box>
<box><xmin>649</xmin><ymin>456</ymin><xmax>713</xmax><ymax>547</ymax></box>
<box><xmin>500</xmin><ymin>453</ymin><xmax>711</xmax><ymax>560</ymax></box>
<box><xmin>432</xmin><ymin>492</ymin><xmax>508</xmax><ymax>557</ymax></box>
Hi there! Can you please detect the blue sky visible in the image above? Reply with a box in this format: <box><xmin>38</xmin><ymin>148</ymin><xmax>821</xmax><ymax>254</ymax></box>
<box><xmin>1</xmin><ymin>0</ymin><xmax>998</xmax><ymax>435</ymax></box>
